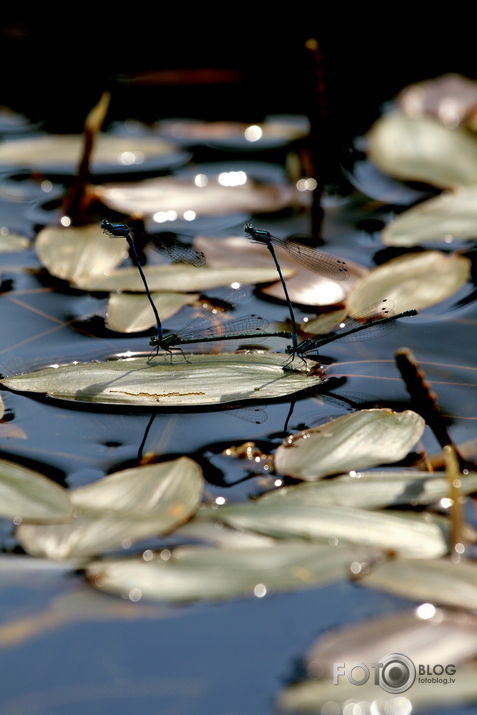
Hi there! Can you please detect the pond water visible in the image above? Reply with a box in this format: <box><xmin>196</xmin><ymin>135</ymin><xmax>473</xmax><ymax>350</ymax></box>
<box><xmin>1</xmin><ymin>131</ymin><xmax>477</xmax><ymax>714</ymax></box>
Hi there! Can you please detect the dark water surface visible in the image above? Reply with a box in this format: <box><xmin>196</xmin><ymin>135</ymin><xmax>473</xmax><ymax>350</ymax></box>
<box><xmin>1</xmin><ymin>155</ymin><xmax>477</xmax><ymax>714</ymax></box>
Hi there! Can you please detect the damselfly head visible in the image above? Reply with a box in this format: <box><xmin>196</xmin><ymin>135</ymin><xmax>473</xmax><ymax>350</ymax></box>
<box><xmin>100</xmin><ymin>219</ymin><xmax>130</xmax><ymax>239</ymax></box>
<box><xmin>244</xmin><ymin>223</ymin><xmax>271</xmax><ymax>244</ymax></box>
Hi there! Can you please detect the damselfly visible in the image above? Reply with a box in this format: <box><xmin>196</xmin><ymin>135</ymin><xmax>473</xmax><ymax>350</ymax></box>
<box><xmin>244</xmin><ymin>223</ymin><xmax>349</xmax><ymax>352</ymax></box>
<box><xmin>101</xmin><ymin>219</ymin><xmax>164</xmax><ymax>344</ymax></box>
<box><xmin>290</xmin><ymin>307</ymin><xmax>418</xmax><ymax>359</ymax></box>
<box><xmin>149</xmin><ymin>315</ymin><xmax>291</xmax><ymax>357</ymax></box>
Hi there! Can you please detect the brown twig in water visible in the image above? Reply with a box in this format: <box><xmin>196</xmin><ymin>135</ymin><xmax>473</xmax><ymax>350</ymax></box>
<box><xmin>395</xmin><ymin>347</ymin><xmax>466</xmax><ymax>467</ymax></box>
<box><xmin>443</xmin><ymin>445</ymin><xmax>466</xmax><ymax>561</ymax></box>
<box><xmin>62</xmin><ymin>92</ymin><xmax>111</xmax><ymax>223</ymax></box>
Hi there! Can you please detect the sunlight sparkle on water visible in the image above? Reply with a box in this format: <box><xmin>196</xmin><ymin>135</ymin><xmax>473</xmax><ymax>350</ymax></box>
<box><xmin>244</xmin><ymin>125</ymin><xmax>263</xmax><ymax>142</ymax></box>
<box><xmin>41</xmin><ymin>180</ymin><xmax>53</xmax><ymax>193</ymax></box>
<box><xmin>230</xmin><ymin>282</ymin><xmax>241</xmax><ymax>290</ymax></box>
<box><xmin>194</xmin><ymin>173</ymin><xmax>208</xmax><ymax>187</ymax></box>
<box><xmin>253</xmin><ymin>583</ymin><xmax>267</xmax><ymax>598</ymax></box>
<box><xmin>439</xmin><ymin>497</ymin><xmax>452</xmax><ymax>509</ymax></box>
<box><xmin>215</xmin><ymin>496</ymin><xmax>226</xmax><ymax>505</ymax></box>
<box><xmin>415</xmin><ymin>602</ymin><xmax>436</xmax><ymax>620</ymax></box>
<box><xmin>183</xmin><ymin>210</ymin><xmax>196</xmax><ymax>221</ymax></box>
<box><xmin>218</xmin><ymin>171</ymin><xmax>247</xmax><ymax>187</ymax></box>
<box><xmin>142</xmin><ymin>549</ymin><xmax>154</xmax><ymax>562</ymax></box>
<box><xmin>119</xmin><ymin>151</ymin><xmax>143</xmax><ymax>165</ymax></box>
<box><xmin>60</xmin><ymin>215</ymin><xmax>71</xmax><ymax>227</ymax></box>
<box><xmin>297</xmin><ymin>177</ymin><xmax>318</xmax><ymax>192</ymax></box>
<box><xmin>274</xmin><ymin>479</ymin><xmax>283</xmax><ymax>487</ymax></box>
<box><xmin>128</xmin><ymin>587</ymin><xmax>143</xmax><ymax>602</ymax></box>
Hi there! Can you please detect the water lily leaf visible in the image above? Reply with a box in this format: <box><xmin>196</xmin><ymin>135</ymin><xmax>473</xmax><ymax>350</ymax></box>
<box><xmin>259</xmin><ymin>470</ymin><xmax>477</xmax><ymax>509</ymax></box>
<box><xmin>0</xmin><ymin>394</ymin><xmax>4</xmax><ymax>420</ymax></box>
<box><xmin>0</xmin><ymin>134</ymin><xmax>180</xmax><ymax>173</ymax></box>
<box><xmin>95</xmin><ymin>174</ymin><xmax>298</xmax><ymax>219</ymax></box>
<box><xmin>368</xmin><ymin>112</ymin><xmax>477</xmax><ymax>188</ymax></box>
<box><xmin>173</xmin><ymin>518</ymin><xmax>276</xmax><ymax>549</ymax></box>
<box><xmin>383</xmin><ymin>186</ymin><xmax>477</xmax><ymax>246</ymax></box>
<box><xmin>87</xmin><ymin>543</ymin><xmax>378</xmax><ymax>602</ymax></box>
<box><xmin>1</xmin><ymin>353</ymin><xmax>320</xmax><ymax>407</ymax></box>
<box><xmin>361</xmin><ymin>558</ymin><xmax>477</xmax><ymax>610</ymax></box>
<box><xmin>17</xmin><ymin>457</ymin><xmax>203</xmax><ymax>560</ymax></box>
<box><xmin>205</xmin><ymin>501</ymin><xmax>447</xmax><ymax>557</ymax></box>
<box><xmin>36</xmin><ymin>224</ymin><xmax>128</xmax><ymax>283</ymax></box>
<box><xmin>307</xmin><ymin>608</ymin><xmax>477</xmax><ymax>677</ymax></box>
<box><xmin>106</xmin><ymin>292</ymin><xmax>198</xmax><ymax>333</ymax></box>
<box><xmin>398</xmin><ymin>73</ymin><xmax>477</xmax><ymax>129</ymax></box>
<box><xmin>274</xmin><ymin>409</ymin><xmax>424</xmax><ymax>480</ymax></box>
<box><xmin>299</xmin><ymin>309</ymin><xmax>348</xmax><ymax>335</ymax></box>
<box><xmin>0</xmin><ymin>229</ymin><xmax>30</xmax><ymax>253</ymax></box>
<box><xmin>0</xmin><ymin>457</ymin><xmax>71</xmax><ymax>521</ymax></box>
<box><xmin>278</xmin><ymin>666</ymin><xmax>477</xmax><ymax>713</ymax></box>
<box><xmin>346</xmin><ymin>251</ymin><xmax>470</xmax><ymax>315</ymax></box>
<box><xmin>73</xmin><ymin>263</ymin><xmax>293</xmax><ymax>292</ymax></box>
<box><xmin>195</xmin><ymin>235</ymin><xmax>366</xmax><ymax>308</ymax></box>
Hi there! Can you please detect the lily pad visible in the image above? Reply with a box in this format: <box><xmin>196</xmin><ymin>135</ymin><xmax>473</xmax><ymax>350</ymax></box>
<box><xmin>0</xmin><ymin>394</ymin><xmax>4</xmax><ymax>420</ymax></box>
<box><xmin>299</xmin><ymin>309</ymin><xmax>348</xmax><ymax>335</ymax></box>
<box><xmin>1</xmin><ymin>353</ymin><xmax>320</xmax><ymax>407</ymax></box>
<box><xmin>106</xmin><ymin>292</ymin><xmax>198</xmax><ymax>333</ymax></box>
<box><xmin>195</xmin><ymin>235</ymin><xmax>366</xmax><ymax>308</ymax></box>
<box><xmin>346</xmin><ymin>251</ymin><xmax>471</xmax><ymax>315</ymax></box>
<box><xmin>398</xmin><ymin>73</ymin><xmax>477</xmax><ymax>129</ymax></box>
<box><xmin>368</xmin><ymin>112</ymin><xmax>477</xmax><ymax>188</ymax></box>
<box><xmin>87</xmin><ymin>543</ymin><xmax>378</xmax><ymax>603</ymax></box>
<box><xmin>0</xmin><ymin>457</ymin><xmax>72</xmax><ymax>521</ymax></box>
<box><xmin>259</xmin><ymin>470</ymin><xmax>477</xmax><ymax>509</ymax></box>
<box><xmin>274</xmin><ymin>409</ymin><xmax>425</xmax><ymax>480</ymax></box>
<box><xmin>0</xmin><ymin>229</ymin><xmax>30</xmax><ymax>253</ymax></box>
<box><xmin>95</xmin><ymin>174</ymin><xmax>298</xmax><ymax>219</ymax></box>
<box><xmin>205</xmin><ymin>501</ymin><xmax>447</xmax><ymax>557</ymax></box>
<box><xmin>36</xmin><ymin>224</ymin><xmax>128</xmax><ymax>283</ymax></box>
<box><xmin>307</xmin><ymin>608</ymin><xmax>477</xmax><ymax>677</ymax></box>
<box><xmin>361</xmin><ymin>558</ymin><xmax>477</xmax><ymax>610</ymax></box>
<box><xmin>279</xmin><ymin>665</ymin><xmax>477</xmax><ymax>713</ymax></box>
<box><xmin>73</xmin><ymin>263</ymin><xmax>293</xmax><ymax>292</ymax></box>
<box><xmin>383</xmin><ymin>186</ymin><xmax>477</xmax><ymax>246</ymax></box>
<box><xmin>17</xmin><ymin>457</ymin><xmax>203</xmax><ymax>560</ymax></box>
<box><xmin>0</xmin><ymin>134</ymin><xmax>181</xmax><ymax>175</ymax></box>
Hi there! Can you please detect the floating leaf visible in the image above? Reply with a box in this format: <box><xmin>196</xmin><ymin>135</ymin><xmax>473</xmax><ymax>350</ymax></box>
<box><xmin>0</xmin><ymin>394</ymin><xmax>4</xmax><ymax>420</ymax></box>
<box><xmin>87</xmin><ymin>543</ymin><xmax>377</xmax><ymax>602</ymax></box>
<box><xmin>0</xmin><ymin>229</ymin><xmax>30</xmax><ymax>253</ymax></box>
<box><xmin>205</xmin><ymin>501</ymin><xmax>447</xmax><ymax>557</ymax></box>
<box><xmin>1</xmin><ymin>353</ymin><xmax>320</xmax><ymax>407</ymax></box>
<box><xmin>361</xmin><ymin>558</ymin><xmax>477</xmax><ymax>609</ymax></box>
<box><xmin>36</xmin><ymin>224</ymin><xmax>128</xmax><ymax>283</ymax></box>
<box><xmin>106</xmin><ymin>292</ymin><xmax>198</xmax><ymax>333</ymax></box>
<box><xmin>17</xmin><ymin>457</ymin><xmax>203</xmax><ymax>560</ymax></box>
<box><xmin>279</xmin><ymin>666</ymin><xmax>477</xmax><ymax>713</ymax></box>
<box><xmin>274</xmin><ymin>409</ymin><xmax>424</xmax><ymax>480</ymax></box>
<box><xmin>73</xmin><ymin>263</ymin><xmax>293</xmax><ymax>292</ymax></box>
<box><xmin>260</xmin><ymin>470</ymin><xmax>477</xmax><ymax>509</ymax></box>
<box><xmin>95</xmin><ymin>174</ymin><xmax>298</xmax><ymax>219</ymax></box>
<box><xmin>346</xmin><ymin>251</ymin><xmax>470</xmax><ymax>315</ymax></box>
<box><xmin>173</xmin><ymin>518</ymin><xmax>276</xmax><ymax>549</ymax></box>
<box><xmin>398</xmin><ymin>73</ymin><xmax>477</xmax><ymax>129</ymax></box>
<box><xmin>195</xmin><ymin>235</ymin><xmax>366</xmax><ymax>308</ymax></box>
<box><xmin>0</xmin><ymin>134</ymin><xmax>180</xmax><ymax>173</ymax></box>
<box><xmin>383</xmin><ymin>186</ymin><xmax>477</xmax><ymax>246</ymax></box>
<box><xmin>299</xmin><ymin>309</ymin><xmax>348</xmax><ymax>335</ymax></box>
<box><xmin>0</xmin><ymin>457</ymin><xmax>71</xmax><ymax>521</ymax></box>
<box><xmin>307</xmin><ymin>608</ymin><xmax>477</xmax><ymax>677</ymax></box>
<box><xmin>368</xmin><ymin>112</ymin><xmax>477</xmax><ymax>188</ymax></box>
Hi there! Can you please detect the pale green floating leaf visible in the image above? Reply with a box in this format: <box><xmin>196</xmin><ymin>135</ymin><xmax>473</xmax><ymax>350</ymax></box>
<box><xmin>361</xmin><ymin>557</ymin><xmax>477</xmax><ymax>610</ymax></box>
<box><xmin>206</xmin><ymin>501</ymin><xmax>446</xmax><ymax>557</ymax></box>
<box><xmin>299</xmin><ymin>309</ymin><xmax>347</xmax><ymax>336</ymax></box>
<box><xmin>87</xmin><ymin>543</ymin><xmax>378</xmax><ymax>602</ymax></box>
<box><xmin>0</xmin><ymin>457</ymin><xmax>71</xmax><ymax>521</ymax></box>
<box><xmin>274</xmin><ymin>409</ymin><xmax>425</xmax><ymax>481</ymax></box>
<box><xmin>0</xmin><ymin>134</ymin><xmax>178</xmax><ymax>169</ymax></box>
<box><xmin>0</xmin><ymin>229</ymin><xmax>30</xmax><ymax>253</ymax></box>
<box><xmin>17</xmin><ymin>457</ymin><xmax>203</xmax><ymax>560</ymax></box>
<box><xmin>368</xmin><ymin>112</ymin><xmax>477</xmax><ymax>188</ymax></box>
<box><xmin>73</xmin><ymin>263</ymin><xmax>293</xmax><ymax>292</ymax></box>
<box><xmin>383</xmin><ymin>186</ymin><xmax>477</xmax><ymax>246</ymax></box>
<box><xmin>346</xmin><ymin>251</ymin><xmax>470</xmax><ymax>315</ymax></box>
<box><xmin>173</xmin><ymin>518</ymin><xmax>276</xmax><ymax>549</ymax></box>
<box><xmin>306</xmin><ymin>607</ymin><xmax>477</xmax><ymax>678</ymax></box>
<box><xmin>106</xmin><ymin>292</ymin><xmax>198</xmax><ymax>333</ymax></box>
<box><xmin>36</xmin><ymin>224</ymin><xmax>128</xmax><ymax>283</ymax></box>
<box><xmin>260</xmin><ymin>470</ymin><xmax>477</xmax><ymax>509</ymax></box>
<box><xmin>0</xmin><ymin>394</ymin><xmax>4</xmax><ymax>420</ymax></box>
<box><xmin>1</xmin><ymin>353</ymin><xmax>320</xmax><ymax>407</ymax></box>
<box><xmin>278</xmin><ymin>666</ymin><xmax>477</xmax><ymax>713</ymax></box>
<box><xmin>96</xmin><ymin>174</ymin><xmax>297</xmax><ymax>219</ymax></box>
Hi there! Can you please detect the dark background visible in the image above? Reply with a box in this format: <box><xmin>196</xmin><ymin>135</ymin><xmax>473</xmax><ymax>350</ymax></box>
<box><xmin>1</xmin><ymin>12</ymin><xmax>476</xmax><ymax>147</ymax></box>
